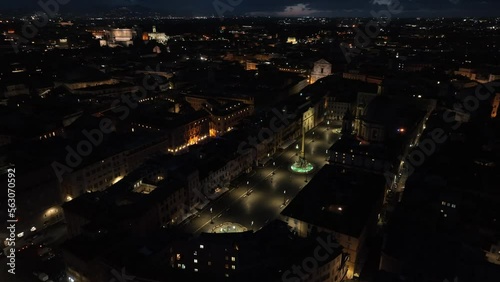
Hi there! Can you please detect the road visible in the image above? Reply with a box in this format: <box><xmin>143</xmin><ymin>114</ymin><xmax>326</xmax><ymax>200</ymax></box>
<box><xmin>181</xmin><ymin>121</ymin><xmax>341</xmax><ymax>235</ymax></box>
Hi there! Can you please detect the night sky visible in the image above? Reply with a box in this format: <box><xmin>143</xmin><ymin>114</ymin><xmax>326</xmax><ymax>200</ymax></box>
<box><xmin>0</xmin><ymin>0</ymin><xmax>498</xmax><ymax>17</ymax></box>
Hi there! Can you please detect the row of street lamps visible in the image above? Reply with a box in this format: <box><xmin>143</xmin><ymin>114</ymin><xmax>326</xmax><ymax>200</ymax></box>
<box><xmin>207</xmin><ymin>123</ymin><xmax>336</xmax><ymax>232</ymax></box>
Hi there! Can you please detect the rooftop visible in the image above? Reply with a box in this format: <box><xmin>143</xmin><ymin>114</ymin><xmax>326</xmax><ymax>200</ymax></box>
<box><xmin>281</xmin><ymin>165</ymin><xmax>385</xmax><ymax>238</ymax></box>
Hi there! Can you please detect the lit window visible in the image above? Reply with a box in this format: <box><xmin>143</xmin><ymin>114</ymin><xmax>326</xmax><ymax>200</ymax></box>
<box><xmin>176</xmin><ymin>254</ymin><xmax>181</xmax><ymax>260</ymax></box>
<box><xmin>231</xmin><ymin>257</ymin><xmax>236</xmax><ymax>262</ymax></box>
<box><xmin>194</xmin><ymin>259</ymin><xmax>198</xmax><ymax>263</ymax></box>
<box><xmin>444</xmin><ymin>214</ymin><xmax>447</xmax><ymax>217</ymax></box>
<box><xmin>442</xmin><ymin>201</ymin><xmax>446</xmax><ymax>205</ymax></box>
<box><xmin>208</xmin><ymin>261</ymin><xmax>212</xmax><ymax>266</ymax></box>
<box><xmin>200</xmin><ymin>245</ymin><xmax>204</xmax><ymax>249</ymax></box>
<box><xmin>231</xmin><ymin>265</ymin><xmax>236</xmax><ymax>270</ymax></box>
<box><xmin>194</xmin><ymin>268</ymin><xmax>198</xmax><ymax>272</ymax></box>
<box><xmin>451</xmin><ymin>204</ymin><xmax>456</xmax><ymax>208</ymax></box>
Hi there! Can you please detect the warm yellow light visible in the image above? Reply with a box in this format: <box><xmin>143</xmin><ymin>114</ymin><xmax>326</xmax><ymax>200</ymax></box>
<box><xmin>112</xmin><ymin>176</ymin><xmax>124</xmax><ymax>185</ymax></box>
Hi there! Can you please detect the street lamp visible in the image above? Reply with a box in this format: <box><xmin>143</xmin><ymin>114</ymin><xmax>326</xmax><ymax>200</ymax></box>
<box><xmin>246</xmin><ymin>181</ymin><xmax>250</xmax><ymax>195</ymax></box>
<box><xmin>210</xmin><ymin>208</ymin><xmax>213</xmax><ymax>224</ymax></box>
<box><xmin>283</xmin><ymin>190</ymin><xmax>286</xmax><ymax>205</ymax></box>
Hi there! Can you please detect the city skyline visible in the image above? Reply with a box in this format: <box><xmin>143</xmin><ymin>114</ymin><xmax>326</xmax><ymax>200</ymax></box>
<box><xmin>0</xmin><ymin>0</ymin><xmax>499</xmax><ymax>17</ymax></box>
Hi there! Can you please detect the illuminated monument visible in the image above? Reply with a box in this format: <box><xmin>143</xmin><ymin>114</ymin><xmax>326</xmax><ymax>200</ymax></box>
<box><xmin>291</xmin><ymin>117</ymin><xmax>314</xmax><ymax>174</ymax></box>
<box><xmin>100</xmin><ymin>28</ymin><xmax>137</xmax><ymax>47</ymax></box>
<box><xmin>142</xmin><ymin>26</ymin><xmax>169</xmax><ymax>45</ymax></box>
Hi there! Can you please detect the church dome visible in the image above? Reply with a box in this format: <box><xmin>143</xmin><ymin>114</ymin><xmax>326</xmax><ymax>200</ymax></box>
<box><xmin>362</xmin><ymin>95</ymin><xmax>396</xmax><ymax>124</ymax></box>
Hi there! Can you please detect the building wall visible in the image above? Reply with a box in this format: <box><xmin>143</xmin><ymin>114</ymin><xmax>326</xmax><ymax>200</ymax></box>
<box><xmin>209</xmin><ymin>106</ymin><xmax>252</xmax><ymax>137</ymax></box>
<box><xmin>326</xmin><ymin>98</ymin><xmax>351</xmax><ymax>121</ymax></box>
<box><xmin>354</xmin><ymin>92</ymin><xmax>378</xmax><ymax>133</ymax></box>
<box><xmin>167</xmin><ymin>116</ymin><xmax>210</xmax><ymax>154</ymax></box>
<box><xmin>57</xmin><ymin>79</ymin><xmax>119</xmax><ymax>90</ymax></box>
<box><xmin>310</xmin><ymin>61</ymin><xmax>332</xmax><ymax>85</ymax></box>
<box><xmin>281</xmin><ymin>217</ymin><xmax>364</xmax><ymax>280</ymax></box>
<box><xmin>126</xmin><ymin>137</ymin><xmax>170</xmax><ymax>169</ymax></box>
<box><xmin>158</xmin><ymin>185</ymin><xmax>189</xmax><ymax>227</ymax></box>
<box><xmin>329</xmin><ymin>151</ymin><xmax>389</xmax><ymax>174</ymax></box>
<box><xmin>360</xmin><ymin>121</ymin><xmax>386</xmax><ymax>143</ymax></box>
<box><xmin>304</xmin><ymin>253</ymin><xmax>348</xmax><ymax>282</ymax></box>
<box><xmin>170</xmin><ymin>239</ymin><xmax>240</xmax><ymax>279</ymax></box>
<box><xmin>0</xmin><ymin>165</ymin><xmax>63</xmax><ymax>241</ymax></box>
<box><xmin>343</xmin><ymin>72</ymin><xmax>366</xmax><ymax>82</ymax></box>
<box><xmin>64</xmin><ymin>251</ymin><xmax>109</xmax><ymax>282</ymax></box>
<box><xmin>491</xmin><ymin>93</ymin><xmax>500</xmax><ymax>118</ymax></box>
<box><xmin>60</xmin><ymin>151</ymin><xmax>129</xmax><ymax>201</ymax></box>
<box><xmin>64</xmin><ymin>208</ymin><xmax>90</xmax><ymax>238</ymax></box>
<box><xmin>72</xmin><ymin>85</ymin><xmax>139</xmax><ymax>96</ymax></box>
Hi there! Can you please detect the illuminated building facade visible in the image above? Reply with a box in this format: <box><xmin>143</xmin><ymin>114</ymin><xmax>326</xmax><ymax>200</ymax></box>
<box><xmin>60</xmin><ymin>151</ymin><xmax>130</xmax><ymax>201</ymax></box>
<box><xmin>310</xmin><ymin>59</ymin><xmax>332</xmax><ymax>84</ymax></box>
<box><xmin>491</xmin><ymin>93</ymin><xmax>500</xmax><ymax>118</ymax></box>
<box><xmin>99</xmin><ymin>28</ymin><xmax>137</xmax><ymax>47</ymax></box>
<box><xmin>143</xmin><ymin>26</ymin><xmax>169</xmax><ymax>44</ymax></box>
